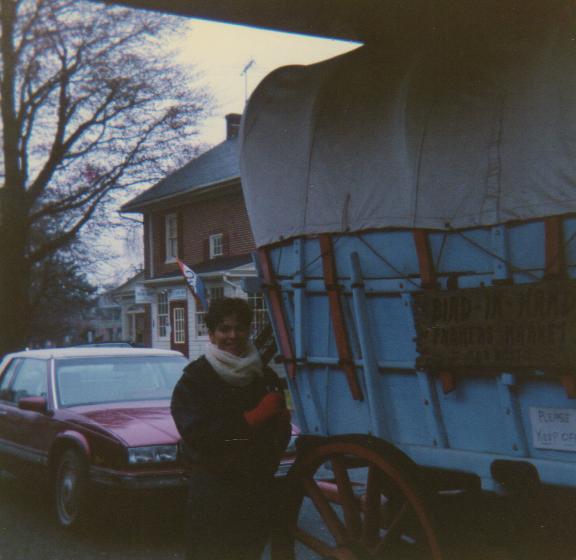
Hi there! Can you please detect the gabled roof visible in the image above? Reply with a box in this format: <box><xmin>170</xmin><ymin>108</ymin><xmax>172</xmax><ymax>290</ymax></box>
<box><xmin>121</xmin><ymin>137</ymin><xmax>239</xmax><ymax>213</ymax></box>
<box><xmin>110</xmin><ymin>270</ymin><xmax>145</xmax><ymax>295</ymax></box>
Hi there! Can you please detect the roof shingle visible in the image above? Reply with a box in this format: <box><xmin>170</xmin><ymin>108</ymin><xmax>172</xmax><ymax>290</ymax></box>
<box><xmin>121</xmin><ymin>137</ymin><xmax>239</xmax><ymax>212</ymax></box>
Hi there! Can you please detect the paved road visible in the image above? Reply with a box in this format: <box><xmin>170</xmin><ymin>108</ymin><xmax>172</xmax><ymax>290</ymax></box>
<box><xmin>2</xmin><ymin>469</ymin><xmax>576</xmax><ymax>560</ymax></box>
<box><xmin>0</xmin><ymin>470</ymin><xmax>187</xmax><ymax>560</ymax></box>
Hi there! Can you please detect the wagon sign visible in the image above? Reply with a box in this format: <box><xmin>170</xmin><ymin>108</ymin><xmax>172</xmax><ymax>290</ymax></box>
<box><xmin>412</xmin><ymin>280</ymin><xmax>576</xmax><ymax>373</ymax></box>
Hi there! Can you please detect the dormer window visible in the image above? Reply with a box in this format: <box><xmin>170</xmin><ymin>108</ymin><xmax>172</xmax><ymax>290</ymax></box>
<box><xmin>165</xmin><ymin>213</ymin><xmax>178</xmax><ymax>262</ymax></box>
<box><xmin>209</xmin><ymin>233</ymin><xmax>223</xmax><ymax>259</ymax></box>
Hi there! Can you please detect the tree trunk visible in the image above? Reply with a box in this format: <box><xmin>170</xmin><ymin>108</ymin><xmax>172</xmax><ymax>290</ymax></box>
<box><xmin>0</xmin><ymin>186</ymin><xmax>32</xmax><ymax>356</ymax></box>
<box><xmin>0</xmin><ymin>0</ymin><xmax>31</xmax><ymax>356</ymax></box>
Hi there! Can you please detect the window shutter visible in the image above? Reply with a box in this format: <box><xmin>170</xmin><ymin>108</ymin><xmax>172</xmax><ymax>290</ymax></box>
<box><xmin>159</xmin><ymin>214</ymin><xmax>166</xmax><ymax>262</ymax></box>
<box><xmin>177</xmin><ymin>212</ymin><xmax>183</xmax><ymax>260</ymax></box>
<box><xmin>222</xmin><ymin>232</ymin><xmax>230</xmax><ymax>256</ymax></box>
<box><xmin>203</xmin><ymin>238</ymin><xmax>210</xmax><ymax>261</ymax></box>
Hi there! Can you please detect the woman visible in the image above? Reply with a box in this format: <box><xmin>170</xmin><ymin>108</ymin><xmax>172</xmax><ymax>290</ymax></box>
<box><xmin>171</xmin><ymin>297</ymin><xmax>291</xmax><ymax>560</ymax></box>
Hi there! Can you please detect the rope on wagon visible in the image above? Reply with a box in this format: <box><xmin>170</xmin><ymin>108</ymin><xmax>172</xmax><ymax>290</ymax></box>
<box><xmin>279</xmin><ymin>235</ymin><xmax>348</xmax><ymax>280</ymax></box>
<box><xmin>446</xmin><ymin>223</ymin><xmax>568</xmax><ymax>283</ymax></box>
<box><xmin>274</xmin><ymin>220</ymin><xmax>576</xmax><ymax>289</ymax></box>
<box><xmin>356</xmin><ymin>235</ymin><xmax>422</xmax><ymax>289</ymax></box>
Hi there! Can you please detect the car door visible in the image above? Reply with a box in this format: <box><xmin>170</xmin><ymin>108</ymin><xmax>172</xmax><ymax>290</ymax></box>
<box><xmin>0</xmin><ymin>358</ymin><xmax>50</xmax><ymax>474</ymax></box>
<box><xmin>0</xmin><ymin>358</ymin><xmax>22</xmax><ymax>469</ymax></box>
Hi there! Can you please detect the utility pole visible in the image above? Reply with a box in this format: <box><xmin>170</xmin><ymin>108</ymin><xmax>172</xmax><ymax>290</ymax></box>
<box><xmin>241</xmin><ymin>58</ymin><xmax>255</xmax><ymax>103</ymax></box>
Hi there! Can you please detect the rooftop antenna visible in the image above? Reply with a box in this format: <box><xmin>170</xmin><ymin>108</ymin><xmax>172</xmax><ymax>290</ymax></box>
<box><xmin>241</xmin><ymin>58</ymin><xmax>255</xmax><ymax>103</ymax></box>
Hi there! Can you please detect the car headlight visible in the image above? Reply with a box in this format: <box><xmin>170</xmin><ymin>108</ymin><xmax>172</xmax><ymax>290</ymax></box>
<box><xmin>127</xmin><ymin>445</ymin><xmax>178</xmax><ymax>464</ymax></box>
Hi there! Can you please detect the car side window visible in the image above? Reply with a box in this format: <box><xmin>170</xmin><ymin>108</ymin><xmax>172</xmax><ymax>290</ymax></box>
<box><xmin>0</xmin><ymin>359</ymin><xmax>23</xmax><ymax>402</ymax></box>
<box><xmin>10</xmin><ymin>359</ymin><xmax>48</xmax><ymax>404</ymax></box>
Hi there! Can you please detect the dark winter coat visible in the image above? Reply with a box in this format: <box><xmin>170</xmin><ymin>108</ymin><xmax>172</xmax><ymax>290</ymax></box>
<box><xmin>171</xmin><ymin>355</ymin><xmax>291</xmax><ymax>560</ymax></box>
<box><xmin>171</xmin><ymin>355</ymin><xmax>289</xmax><ymax>479</ymax></box>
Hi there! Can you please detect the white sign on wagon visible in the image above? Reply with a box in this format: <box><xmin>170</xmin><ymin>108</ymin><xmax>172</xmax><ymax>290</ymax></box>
<box><xmin>530</xmin><ymin>407</ymin><xmax>576</xmax><ymax>451</ymax></box>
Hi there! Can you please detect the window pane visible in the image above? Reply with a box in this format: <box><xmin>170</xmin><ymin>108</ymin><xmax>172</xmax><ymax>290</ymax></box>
<box><xmin>11</xmin><ymin>359</ymin><xmax>48</xmax><ymax>402</ymax></box>
<box><xmin>0</xmin><ymin>359</ymin><xmax>21</xmax><ymax>402</ymax></box>
<box><xmin>56</xmin><ymin>356</ymin><xmax>187</xmax><ymax>407</ymax></box>
<box><xmin>157</xmin><ymin>292</ymin><xmax>169</xmax><ymax>338</ymax></box>
<box><xmin>210</xmin><ymin>287</ymin><xmax>224</xmax><ymax>302</ymax></box>
<box><xmin>168</xmin><ymin>237</ymin><xmax>178</xmax><ymax>257</ymax></box>
<box><xmin>209</xmin><ymin>233</ymin><xmax>223</xmax><ymax>259</ymax></box>
<box><xmin>173</xmin><ymin>307</ymin><xmax>186</xmax><ymax>344</ymax></box>
<box><xmin>248</xmin><ymin>294</ymin><xmax>269</xmax><ymax>337</ymax></box>
<box><xmin>196</xmin><ymin>311</ymin><xmax>208</xmax><ymax>336</ymax></box>
<box><xmin>165</xmin><ymin>214</ymin><xmax>178</xmax><ymax>259</ymax></box>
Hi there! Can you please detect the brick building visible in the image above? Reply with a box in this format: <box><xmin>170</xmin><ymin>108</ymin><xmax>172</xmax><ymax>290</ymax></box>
<box><xmin>120</xmin><ymin>114</ymin><xmax>265</xmax><ymax>359</ymax></box>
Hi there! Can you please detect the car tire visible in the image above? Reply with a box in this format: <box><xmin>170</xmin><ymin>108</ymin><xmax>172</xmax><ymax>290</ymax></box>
<box><xmin>54</xmin><ymin>449</ymin><xmax>90</xmax><ymax>529</ymax></box>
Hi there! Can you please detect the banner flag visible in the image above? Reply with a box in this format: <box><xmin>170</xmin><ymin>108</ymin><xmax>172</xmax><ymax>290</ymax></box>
<box><xmin>176</xmin><ymin>258</ymin><xmax>208</xmax><ymax>311</ymax></box>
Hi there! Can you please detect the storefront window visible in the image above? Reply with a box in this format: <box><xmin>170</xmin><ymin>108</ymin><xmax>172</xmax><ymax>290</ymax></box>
<box><xmin>157</xmin><ymin>292</ymin><xmax>169</xmax><ymax>338</ymax></box>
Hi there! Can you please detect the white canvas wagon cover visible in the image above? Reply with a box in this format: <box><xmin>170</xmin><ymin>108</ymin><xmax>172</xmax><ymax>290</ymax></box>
<box><xmin>240</xmin><ymin>5</ymin><xmax>576</xmax><ymax>248</ymax></box>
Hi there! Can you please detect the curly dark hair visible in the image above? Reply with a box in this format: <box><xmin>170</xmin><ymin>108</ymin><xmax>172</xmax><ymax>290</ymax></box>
<box><xmin>204</xmin><ymin>297</ymin><xmax>253</xmax><ymax>332</ymax></box>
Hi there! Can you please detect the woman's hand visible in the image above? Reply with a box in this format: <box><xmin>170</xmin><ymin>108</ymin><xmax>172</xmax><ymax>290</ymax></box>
<box><xmin>243</xmin><ymin>392</ymin><xmax>284</xmax><ymax>428</ymax></box>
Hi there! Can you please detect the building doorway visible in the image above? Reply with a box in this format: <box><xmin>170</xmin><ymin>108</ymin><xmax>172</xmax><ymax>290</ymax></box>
<box><xmin>169</xmin><ymin>300</ymin><xmax>188</xmax><ymax>357</ymax></box>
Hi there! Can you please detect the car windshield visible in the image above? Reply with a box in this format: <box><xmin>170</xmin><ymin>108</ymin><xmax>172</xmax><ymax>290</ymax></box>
<box><xmin>55</xmin><ymin>355</ymin><xmax>187</xmax><ymax>407</ymax></box>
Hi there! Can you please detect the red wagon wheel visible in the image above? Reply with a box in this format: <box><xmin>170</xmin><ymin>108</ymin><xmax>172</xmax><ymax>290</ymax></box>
<box><xmin>272</xmin><ymin>435</ymin><xmax>443</xmax><ymax>560</ymax></box>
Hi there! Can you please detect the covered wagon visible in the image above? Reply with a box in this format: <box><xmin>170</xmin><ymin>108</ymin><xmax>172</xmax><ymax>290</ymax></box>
<box><xmin>240</xmin><ymin>2</ymin><xmax>576</xmax><ymax>558</ymax></box>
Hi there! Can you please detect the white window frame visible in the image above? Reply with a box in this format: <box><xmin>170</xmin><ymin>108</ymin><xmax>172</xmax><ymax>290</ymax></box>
<box><xmin>172</xmin><ymin>307</ymin><xmax>186</xmax><ymax>344</ymax></box>
<box><xmin>165</xmin><ymin>214</ymin><xmax>178</xmax><ymax>262</ymax></box>
<box><xmin>195</xmin><ymin>286</ymin><xmax>225</xmax><ymax>337</ymax></box>
<box><xmin>247</xmin><ymin>293</ymin><xmax>268</xmax><ymax>337</ymax></box>
<box><xmin>209</xmin><ymin>233</ymin><xmax>223</xmax><ymax>259</ymax></box>
<box><xmin>196</xmin><ymin>312</ymin><xmax>208</xmax><ymax>337</ymax></box>
<box><xmin>210</xmin><ymin>286</ymin><xmax>225</xmax><ymax>301</ymax></box>
<box><xmin>157</xmin><ymin>292</ymin><xmax>169</xmax><ymax>339</ymax></box>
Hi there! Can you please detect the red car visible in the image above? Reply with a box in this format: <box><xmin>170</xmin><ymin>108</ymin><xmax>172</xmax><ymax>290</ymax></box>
<box><xmin>0</xmin><ymin>347</ymin><xmax>297</xmax><ymax>528</ymax></box>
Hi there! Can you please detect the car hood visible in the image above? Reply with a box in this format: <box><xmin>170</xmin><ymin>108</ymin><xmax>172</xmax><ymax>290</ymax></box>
<box><xmin>68</xmin><ymin>403</ymin><xmax>179</xmax><ymax>447</ymax></box>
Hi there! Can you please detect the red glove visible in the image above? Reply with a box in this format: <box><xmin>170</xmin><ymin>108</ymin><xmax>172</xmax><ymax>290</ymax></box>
<box><xmin>243</xmin><ymin>392</ymin><xmax>284</xmax><ymax>428</ymax></box>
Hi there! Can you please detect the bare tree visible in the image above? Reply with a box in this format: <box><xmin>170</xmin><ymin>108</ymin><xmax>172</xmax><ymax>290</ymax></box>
<box><xmin>0</xmin><ymin>0</ymin><xmax>212</xmax><ymax>355</ymax></box>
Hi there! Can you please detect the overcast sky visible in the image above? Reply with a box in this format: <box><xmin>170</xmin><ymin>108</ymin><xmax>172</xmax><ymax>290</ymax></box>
<box><xmin>177</xmin><ymin>18</ymin><xmax>359</xmax><ymax>144</ymax></box>
<box><xmin>99</xmin><ymin>19</ymin><xmax>359</xmax><ymax>285</ymax></box>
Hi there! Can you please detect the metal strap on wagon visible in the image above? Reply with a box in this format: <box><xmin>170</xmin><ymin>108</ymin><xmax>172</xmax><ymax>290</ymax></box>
<box><xmin>319</xmin><ymin>234</ymin><xmax>363</xmax><ymax>401</ymax></box>
<box><xmin>257</xmin><ymin>247</ymin><xmax>297</xmax><ymax>379</ymax></box>
<box><xmin>413</xmin><ymin>229</ymin><xmax>456</xmax><ymax>395</ymax></box>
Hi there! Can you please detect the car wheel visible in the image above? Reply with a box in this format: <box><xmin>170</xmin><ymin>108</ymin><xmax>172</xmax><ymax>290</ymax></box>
<box><xmin>54</xmin><ymin>449</ymin><xmax>89</xmax><ymax>529</ymax></box>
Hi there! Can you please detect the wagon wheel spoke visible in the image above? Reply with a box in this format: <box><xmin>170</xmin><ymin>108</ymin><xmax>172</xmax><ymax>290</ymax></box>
<box><xmin>361</xmin><ymin>465</ymin><xmax>382</xmax><ymax>547</ymax></box>
<box><xmin>374</xmin><ymin>501</ymin><xmax>410</xmax><ymax>553</ymax></box>
<box><xmin>331</xmin><ymin>456</ymin><xmax>362</xmax><ymax>540</ymax></box>
<box><xmin>273</xmin><ymin>439</ymin><xmax>442</xmax><ymax>560</ymax></box>
<box><xmin>378</xmin><ymin>483</ymin><xmax>406</xmax><ymax>529</ymax></box>
<box><xmin>291</xmin><ymin>526</ymin><xmax>338</xmax><ymax>557</ymax></box>
<box><xmin>302</xmin><ymin>475</ymin><xmax>348</xmax><ymax>546</ymax></box>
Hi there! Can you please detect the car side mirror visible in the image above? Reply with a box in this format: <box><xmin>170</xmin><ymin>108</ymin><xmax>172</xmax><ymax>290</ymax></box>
<box><xmin>18</xmin><ymin>396</ymin><xmax>48</xmax><ymax>413</ymax></box>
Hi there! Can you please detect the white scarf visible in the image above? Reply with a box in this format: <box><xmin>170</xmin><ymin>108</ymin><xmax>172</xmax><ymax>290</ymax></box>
<box><xmin>205</xmin><ymin>341</ymin><xmax>264</xmax><ymax>387</ymax></box>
